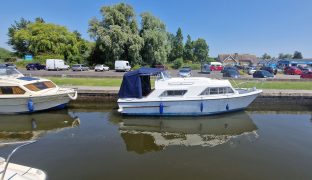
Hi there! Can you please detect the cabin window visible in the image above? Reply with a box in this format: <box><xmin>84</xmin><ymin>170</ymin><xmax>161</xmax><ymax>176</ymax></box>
<box><xmin>160</xmin><ymin>90</ymin><xmax>187</xmax><ymax>97</ymax></box>
<box><xmin>0</xmin><ymin>86</ymin><xmax>26</xmax><ymax>95</ymax></box>
<box><xmin>24</xmin><ymin>81</ymin><xmax>56</xmax><ymax>91</ymax></box>
<box><xmin>200</xmin><ymin>87</ymin><xmax>234</xmax><ymax>95</ymax></box>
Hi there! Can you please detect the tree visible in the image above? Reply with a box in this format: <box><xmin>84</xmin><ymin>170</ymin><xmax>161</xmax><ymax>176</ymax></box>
<box><xmin>140</xmin><ymin>12</ymin><xmax>169</xmax><ymax>65</ymax></box>
<box><xmin>169</xmin><ymin>27</ymin><xmax>184</xmax><ymax>61</ymax></box>
<box><xmin>193</xmin><ymin>38</ymin><xmax>209</xmax><ymax>62</ymax></box>
<box><xmin>8</xmin><ymin>18</ymin><xmax>89</xmax><ymax>63</ymax></box>
<box><xmin>183</xmin><ymin>35</ymin><xmax>193</xmax><ymax>61</ymax></box>
<box><xmin>278</xmin><ymin>53</ymin><xmax>293</xmax><ymax>59</ymax></box>
<box><xmin>261</xmin><ymin>53</ymin><xmax>271</xmax><ymax>60</ymax></box>
<box><xmin>7</xmin><ymin>18</ymin><xmax>31</xmax><ymax>57</ymax></box>
<box><xmin>88</xmin><ymin>3</ymin><xmax>143</xmax><ymax>65</ymax></box>
<box><xmin>293</xmin><ymin>51</ymin><xmax>303</xmax><ymax>59</ymax></box>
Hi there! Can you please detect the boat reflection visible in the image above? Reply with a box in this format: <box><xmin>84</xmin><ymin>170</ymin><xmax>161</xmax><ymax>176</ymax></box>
<box><xmin>117</xmin><ymin>112</ymin><xmax>258</xmax><ymax>154</ymax></box>
<box><xmin>0</xmin><ymin>110</ymin><xmax>80</xmax><ymax>142</ymax></box>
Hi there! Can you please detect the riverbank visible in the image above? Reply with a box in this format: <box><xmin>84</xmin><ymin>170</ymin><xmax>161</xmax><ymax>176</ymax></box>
<box><xmin>65</xmin><ymin>86</ymin><xmax>312</xmax><ymax>110</ymax></box>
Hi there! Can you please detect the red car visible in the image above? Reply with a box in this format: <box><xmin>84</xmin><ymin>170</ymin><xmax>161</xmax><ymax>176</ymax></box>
<box><xmin>210</xmin><ymin>65</ymin><xmax>223</xmax><ymax>71</ymax></box>
<box><xmin>300</xmin><ymin>72</ymin><xmax>312</xmax><ymax>79</ymax></box>
<box><xmin>284</xmin><ymin>66</ymin><xmax>302</xmax><ymax>75</ymax></box>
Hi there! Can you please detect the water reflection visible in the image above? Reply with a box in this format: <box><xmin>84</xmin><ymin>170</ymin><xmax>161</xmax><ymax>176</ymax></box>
<box><xmin>0</xmin><ymin>110</ymin><xmax>80</xmax><ymax>142</ymax></box>
<box><xmin>113</xmin><ymin>111</ymin><xmax>258</xmax><ymax>154</ymax></box>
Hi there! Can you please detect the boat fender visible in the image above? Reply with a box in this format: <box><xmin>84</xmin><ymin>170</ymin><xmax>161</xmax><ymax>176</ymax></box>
<box><xmin>28</xmin><ymin>99</ymin><xmax>34</xmax><ymax>112</ymax></box>
<box><xmin>159</xmin><ymin>103</ymin><xmax>163</xmax><ymax>114</ymax></box>
<box><xmin>226</xmin><ymin>104</ymin><xmax>229</xmax><ymax>111</ymax></box>
<box><xmin>200</xmin><ymin>102</ymin><xmax>204</xmax><ymax>112</ymax></box>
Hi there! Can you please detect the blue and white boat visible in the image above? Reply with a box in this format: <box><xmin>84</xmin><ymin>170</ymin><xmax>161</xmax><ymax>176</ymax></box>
<box><xmin>0</xmin><ymin>66</ymin><xmax>77</xmax><ymax>114</ymax></box>
<box><xmin>117</xmin><ymin>68</ymin><xmax>262</xmax><ymax>116</ymax></box>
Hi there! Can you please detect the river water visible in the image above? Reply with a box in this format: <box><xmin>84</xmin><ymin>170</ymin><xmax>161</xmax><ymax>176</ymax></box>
<box><xmin>0</xmin><ymin>104</ymin><xmax>312</xmax><ymax>180</ymax></box>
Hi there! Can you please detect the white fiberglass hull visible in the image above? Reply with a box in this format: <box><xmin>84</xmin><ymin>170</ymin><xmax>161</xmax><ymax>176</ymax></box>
<box><xmin>118</xmin><ymin>90</ymin><xmax>262</xmax><ymax>116</ymax></box>
<box><xmin>0</xmin><ymin>91</ymin><xmax>77</xmax><ymax>114</ymax></box>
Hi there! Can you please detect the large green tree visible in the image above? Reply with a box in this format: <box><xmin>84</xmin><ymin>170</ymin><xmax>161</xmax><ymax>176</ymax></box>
<box><xmin>140</xmin><ymin>12</ymin><xmax>169</xmax><ymax>65</ymax></box>
<box><xmin>88</xmin><ymin>3</ymin><xmax>143</xmax><ymax>65</ymax></box>
<box><xmin>193</xmin><ymin>38</ymin><xmax>209</xmax><ymax>62</ymax></box>
<box><xmin>169</xmin><ymin>27</ymin><xmax>184</xmax><ymax>61</ymax></box>
<box><xmin>8</xmin><ymin>18</ymin><xmax>89</xmax><ymax>63</ymax></box>
<box><xmin>183</xmin><ymin>34</ymin><xmax>193</xmax><ymax>61</ymax></box>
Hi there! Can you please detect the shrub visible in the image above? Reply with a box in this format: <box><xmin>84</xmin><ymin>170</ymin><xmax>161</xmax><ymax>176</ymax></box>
<box><xmin>172</xmin><ymin>58</ymin><xmax>183</xmax><ymax>69</ymax></box>
<box><xmin>132</xmin><ymin>64</ymin><xmax>141</xmax><ymax>70</ymax></box>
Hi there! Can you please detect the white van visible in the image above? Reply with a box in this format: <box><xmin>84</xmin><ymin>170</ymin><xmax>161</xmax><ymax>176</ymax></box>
<box><xmin>115</xmin><ymin>60</ymin><xmax>131</xmax><ymax>72</ymax></box>
<box><xmin>46</xmin><ymin>59</ymin><xmax>70</xmax><ymax>71</ymax></box>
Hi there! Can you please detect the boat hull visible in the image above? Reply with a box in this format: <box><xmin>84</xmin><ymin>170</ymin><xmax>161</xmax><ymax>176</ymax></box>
<box><xmin>0</xmin><ymin>93</ymin><xmax>72</xmax><ymax>114</ymax></box>
<box><xmin>118</xmin><ymin>91</ymin><xmax>260</xmax><ymax>116</ymax></box>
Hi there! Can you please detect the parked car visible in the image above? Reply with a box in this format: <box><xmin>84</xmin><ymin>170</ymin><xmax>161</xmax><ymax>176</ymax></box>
<box><xmin>178</xmin><ymin>68</ymin><xmax>192</xmax><ymax>77</ymax></box>
<box><xmin>46</xmin><ymin>59</ymin><xmax>69</xmax><ymax>71</ymax></box>
<box><xmin>153</xmin><ymin>64</ymin><xmax>166</xmax><ymax>70</ymax></box>
<box><xmin>260</xmin><ymin>66</ymin><xmax>277</xmax><ymax>75</ymax></box>
<box><xmin>26</xmin><ymin>63</ymin><xmax>46</xmax><ymax>70</ymax></box>
<box><xmin>115</xmin><ymin>60</ymin><xmax>131</xmax><ymax>72</ymax></box>
<box><xmin>72</xmin><ymin>64</ymin><xmax>90</xmax><ymax>71</ymax></box>
<box><xmin>222</xmin><ymin>69</ymin><xmax>240</xmax><ymax>78</ymax></box>
<box><xmin>300</xmin><ymin>72</ymin><xmax>312</xmax><ymax>79</ymax></box>
<box><xmin>253</xmin><ymin>70</ymin><xmax>274</xmax><ymax>78</ymax></box>
<box><xmin>3</xmin><ymin>63</ymin><xmax>17</xmax><ymax>69</ymax></box>
<box><xmin>201</xmin><ymin>64</ymin><xmax>211</xmax><ymax>74</ymax></box>
<box><xmin>284</xmin><ymin>66</ymin><xmax>302</xmax><ymax>75</ymax></box>
<box><xmin>209</xmin><ymin>62</ymin><xmax>223</xmax><ymax>71</ymax></box>
<box><xmin>246</xmin><ymin>67</ymin><xmax>257</xmax><ymax>75</ymax></box>
<box><xmin>299</xmin><ymin>67</ymin><xmax>312</xmax><ymax>74</ymax></box>
<box><xmin>94</xmin><ymin>64</ymin><xmax>110</xmax><ymax>71</ymax></box>
<box><xmin>221</xmin><ymin>66</ymin><xmax>237</xmax><ymax>73</ymax></box>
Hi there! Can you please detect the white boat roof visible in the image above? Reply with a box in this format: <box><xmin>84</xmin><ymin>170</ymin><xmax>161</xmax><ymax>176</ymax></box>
<box><xmin>0</xmin><ymin>76</ymin><xmax>52</xmax><ymax>86</ymax></box>
<box><xmin>155</xmin><ymin>77</ymin><xmax>232</xmax><ymax>89</ymax></box>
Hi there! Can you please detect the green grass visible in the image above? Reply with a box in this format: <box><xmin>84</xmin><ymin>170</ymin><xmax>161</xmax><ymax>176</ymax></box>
<box><xmin>230</xmin><ymin>80</ymin><xmax>312</xmax><ymax>90</ymax></box>
<box><xmin>48</xmin><ymin>77</ymin><xmax>122</xmax><ymax>86</ymax></box>
<box><xmin>47</xmin><ymin>77</ymin><xmax>312</xmax><ymax>90</ymax></box>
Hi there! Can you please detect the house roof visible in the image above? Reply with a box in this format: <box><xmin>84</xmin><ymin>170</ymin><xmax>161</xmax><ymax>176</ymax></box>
<box><xmin>218</xmin><ymin>53</ymin><xmax>258</xmax><ymax>64</ymax></box>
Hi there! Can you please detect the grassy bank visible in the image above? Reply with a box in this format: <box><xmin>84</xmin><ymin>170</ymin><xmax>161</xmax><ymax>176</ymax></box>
<box><xmin>48</xmin><ymin>77</ymin><xmax>312</xmax><ymax>90</ymax></box>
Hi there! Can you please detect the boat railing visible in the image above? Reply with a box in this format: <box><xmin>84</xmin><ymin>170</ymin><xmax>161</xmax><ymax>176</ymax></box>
<box><xmin>0</xmin><ymin>140</ymin><xmax>37</xmax><ymax>180</ymax></box>
<box><xmin>232</xmin><ymin>79</ymin><xmax>264</xmax><ymax>91</ymax></box>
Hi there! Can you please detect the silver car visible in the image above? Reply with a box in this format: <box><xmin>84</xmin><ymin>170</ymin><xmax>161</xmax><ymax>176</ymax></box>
<box><xmin>178</xmin><ymin>68</ymin><xmax>192</xmax><ymax>77</ymax></box>
<box><xmin>94</xmin><ymin>64</ymin><xmax>110</xmax><ymax>71</ymax></box>
<box><xmin>72</xmin><ymin>64</ymin><xmax>89</xmax><ymax>71</ymax></box>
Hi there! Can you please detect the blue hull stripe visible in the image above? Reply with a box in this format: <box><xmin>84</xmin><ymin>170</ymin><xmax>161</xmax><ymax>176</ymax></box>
<box><xmin>122</xmin><ymin>108</ymin><xmax>245</xmax><ymax>116</ymax></box>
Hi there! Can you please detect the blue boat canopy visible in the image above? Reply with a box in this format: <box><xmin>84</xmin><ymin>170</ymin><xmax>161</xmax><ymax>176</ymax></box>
<box><xmin>118</xmin><ymin>67</ymin><xmax>163</xmax><ymax>98</ymax></box>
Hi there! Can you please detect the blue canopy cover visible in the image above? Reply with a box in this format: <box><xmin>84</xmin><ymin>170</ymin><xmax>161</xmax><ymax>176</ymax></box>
<box><xmin>118</xmin><ymin>68</ymin><xmax>163</xmax><ymax>98</ymax></box>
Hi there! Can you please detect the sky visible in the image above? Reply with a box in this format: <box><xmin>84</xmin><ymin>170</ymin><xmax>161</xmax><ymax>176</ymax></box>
<box><xmin>1</xmin><ymin>0</ymin><xmax>312</xmax><ymax>58</ymax></box>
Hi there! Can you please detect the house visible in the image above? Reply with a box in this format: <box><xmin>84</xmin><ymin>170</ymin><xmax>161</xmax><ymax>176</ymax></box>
<box><xmin>218</xmin><ymin>53</ymin><xmax>258</xmax><ymax>66</ymax></box>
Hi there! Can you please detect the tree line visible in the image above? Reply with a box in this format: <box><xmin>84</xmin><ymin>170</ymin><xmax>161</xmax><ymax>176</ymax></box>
<box><xmin>261</xmin><ymin>51</ymin><xmax>303</xmax><ymax>60</ymax></box>
<box><xmin>7</xmin><ymin>3</ymin><xmax>210</xmax><ymax>67</ymax></box>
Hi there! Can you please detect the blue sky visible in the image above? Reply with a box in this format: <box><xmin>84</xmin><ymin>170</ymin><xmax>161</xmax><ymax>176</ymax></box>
<box><xmin>1</xmin><ymin>0</ymin><xmax>312</xmax><ymax>57</ymax></box>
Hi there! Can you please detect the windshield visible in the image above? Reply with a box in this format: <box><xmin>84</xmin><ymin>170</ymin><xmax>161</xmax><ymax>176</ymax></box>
<box><xmin>156</xmin><ymin>71</ymin><xmax>171</xmax><ymax>80</ymax></box>
<box><xmin>0</xmin><ymin>66</ymin><xmax>24</xmax><ymax>77</ymax></box>
<box><xmin>179</xmin><ymin>69</ymin><xmax>190</xmax><ymax>73</ymax></box>
<box><xmin>262</xmin><ymin>70</ymin><xmax>272</xmax><ymax>76</ymax></box>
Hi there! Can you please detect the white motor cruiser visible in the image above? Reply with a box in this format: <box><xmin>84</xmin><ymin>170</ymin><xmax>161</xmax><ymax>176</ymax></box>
<box><xmin>117</xmin><ymin>68</ymin><xmax>262</xmax><ymax>116</ymax></box>
<box><xmin>0</xmin><ymin>66</ymin><xmax>77</xmax><ymax>114</ymax></box>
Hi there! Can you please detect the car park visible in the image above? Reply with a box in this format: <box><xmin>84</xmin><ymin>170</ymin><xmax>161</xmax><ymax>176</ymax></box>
<box><xmin>94</xmin><ymin>64</ymin><xmax>110</xmax><ymax>71</ymax></box>
<box><xmin>26</xmin><ymin>63</ymin><xmax>46</xmax><ymax>70</ymax></box>
<box><xmin>300</xmin><ymin>71</ymin><xmax>312</xmax><ymax>79</ymax></box>
<box><xmin>178</xmin><ymin>67</ymin><xmax>192</xmax><ymax>77</ymax></box>
<box><xmin>284</xmin><ymin>66</ymin><xmax>302</xmax><ymax>75</ymax></box>
<box><xmin>260</xmin><ymin>66</ymin><xmax>277</xmax><ymax>75</ymax></box>
<box><xmin>222</xmin><ymin>69</ymin><xmax>240</xmax><ymax>78</ymax></box>
<box><xmin>253</xmin><ymin>70</ymin><xmax>274</xmax><ymax>78</ymax></box>
<box><xmin>72</xmin><ymin>64</ymin><xmax>90</xmax><ymax>71</ymax></box>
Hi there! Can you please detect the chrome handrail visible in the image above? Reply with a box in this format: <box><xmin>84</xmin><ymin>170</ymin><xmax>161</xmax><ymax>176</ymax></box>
<box><xmin>0</xmin><ymin>140</ymin><xmax>37</xmax><ymax>180</ymax></box>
